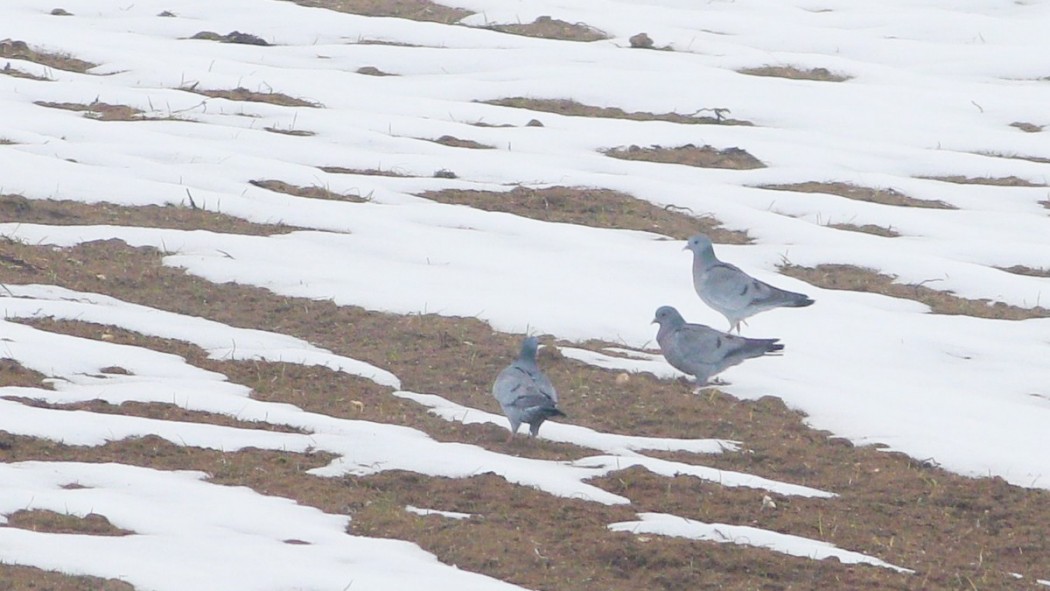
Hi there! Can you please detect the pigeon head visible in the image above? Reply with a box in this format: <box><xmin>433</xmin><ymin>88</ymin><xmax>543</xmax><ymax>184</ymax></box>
<box><xmin>518</xmin><ymin>335</ymin><xmax>540</xmax><ymax>360</ymax></box>
<box><xmin>652</xmin><ymin>305</ymin><xmax>685</xmax><ymax>327</ymax></box>
<box><xmin>683</xmin><ymin>234</ymin><xmax>715</xmax><ymax>256</ymax></box>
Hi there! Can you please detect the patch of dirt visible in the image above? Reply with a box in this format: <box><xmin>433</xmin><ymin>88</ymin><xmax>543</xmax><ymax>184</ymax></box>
<box><xmin>827</xmin><ymin>223</ymin><xmax>900</xmax><ymax>237</ymax></box>
<box><xmin>4</xmin><ymin>509</ymin><xmax>133</xmax><ymax>536</ymax></box>
<box><xmin>34</xmin><ymin>100</ymin><xmax>144</xmax><ymax>121</ymax></box>
<box><xmin>1010</xmin><ymin>121</ymin><xmax>1043</xmax><ymax>133</ymax></box>
<box><xmin>279</xmin><ymin>0</ymin><xmax>473</xmax><ymax>24</ymax></box>
<box><xmin>0</xmin><ymin>565</ymin><xmax>135</xmax><ymax>591</ymax></box>
<box><xmin>760</xmin><ymin>181</ymin><xmax>956</xmax><ymax>209</ymax></box>
<box><xmin>605</xmin><ymin>144</ymin><xmax>765</xmax><ymax>170</ymax></box>
<box><xmin>485</xmin><ymin>16</ymin><xmax>609</xmax><ymax>42</ymax></box>
<box><xmin>0</xmin><ymin>39</ymin><xmax>97</xmax><ymax>73</ymax></box>
<box><xmin>264</xmin><ymin>126</ymin><xmax>316</xmax><ymax>136</ymax></box>
<box><xmin>977</xmin><ymin>151</ymin><xmax>1050</xmax><ymax>164</ymax></box>
<box><xmin>1</xmin><ymin>62</ymin><xmax>50</xmax><ymax>80</ymax></box>
<box><xmin>0</xmin><ymin>194</ymin><xmax>294</xmax><ymax>235</ymax></box>
<box><xmin>429</xmin><ymin>135</ymin><xmax>495</xmax><ymax>149</ymax></box>
<box><xmin>483</xmin><ymin>97</ymin><xmax>752</xmax><ymax>126</ymax></box>
<box><xmin>183</xmin><ymin>85</ymin><xmax>320</xmax><ymax>108</ymax></box>
<box><xmin>420</xmin><ymin>185</ymin><xmax>751</xmax><ymax>243</ymax></box>
<box><xmin>997</xmin><ymin>265</ymin><xmax>1050</xmax><ymax>278</ymax></box>
<box><xmin>738</xmin><ymin>66</ymin><xmax>851</xmax><ymax>82</ymax></box>
<box><xmin>250</xmin><ymin>179</ymin><xmax>371</xmax><ymax>202</ymax></box>
<box><xmin>780</xmin><ymin>263</ymin><xmax>1050</xmax><ymax>320</ymax></box>
<box><xmin>190</xmin><ymin>31</ymin><xmax>269</xmax><ymax>46</ymax></box>
<box><xmin>0</xmin><ymin>359</ymin><xmax>49</xmax><ymax>387</ymax></box>
<box><xmin>921</xmin><ymin>175</ymin><xmax>1045</xmax><ymax>187</ymax></box>
<box><xmin>356</xmin><ymin>66</ymin><xmax>396</xmax><ymax>76</ymax></box>
<box><xmin>317</xmin><ymin>165</ymin><xmax>410</xmax><ymax>177</ymax></box>
<box><xmin>3</xmin><ymin>234</ymin><xmax>1050</xmax><ymax>589</ymax></box>
<box><xmin>4</xmin><ymin>395</ymin><xmax>307</xmax><ymax>435</ymax></box>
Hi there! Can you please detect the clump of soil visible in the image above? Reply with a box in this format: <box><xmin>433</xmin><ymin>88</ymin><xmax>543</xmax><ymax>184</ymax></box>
<box><xmin>250</xmin><ymin>179</ymin><xmax>371</xmax><ymax>202</ymax></box>
<box><xmin>34</xmin><ymin>100</ymin><xmax>144</xmax><ymax>121</ymax></box>
<box><xmin>357</xmin><ymin>66</ymin><xmax>396</xmax><ymax>76</ymax></box>
<box><xmin>605</xmin><ymin>144</ymin><xmax>765</xmax><ymax>170</ymax></box>
<box><xmin>1</xmin><ymin>63</ymin><xmax>50</xmax><ymax>81</ymax></box>
<box><xmin>739</xmin><ymin>65</ymin><xmax>851</xmax><ymax>82</ymax></box>
<box><xmin>183</xmin><ymin>85</ymin><xmax>320</xmax><ymax>108</ymax></box>
<box><xmin>429</xmin><ymin>135</ymin><xmax>494</xmax><ymax>149</ymax></box>
<box><xmin>4</xmin><ymin>509</ymin><xmax>133</xmax><ymax>536</ymax></box>
<box><xmin>190</xmin><ymin>31</ymin><xmax>269</xmax><ymax>45</ymax></box>
<box><xmin>828</xmin><ymin>223</ymin><xmax>900</xmax><ymax>238</ymax></box>
<box><xmin>484</xmin><ymin>97</ymin><xmax>750</xmax><ymax>126</ymax></box>
<box><xmin>280</xmin><ymin>0</ymin><xmax>473</xmax><ymax>24</ymax></box>
<box><xmin>921</xmin><ymin>175</ymin><xmax>1044</xmax><ymax>187</ymax></box>
<box><xmin>1010</xmin><ymin>121</ymin><xmax>1043</xmax><ymax>133</ymax></box>
<box><xmin>760</xmin><ymin>181</ymin><xmax>956</xmax><ymax>209</ymax></box>
<box><xmin>420</xmin><ymin>185</ymin><xmax>751</xmax><ymax>243</ymax></box>
<box><xmin>485</xmin><ymin>15</ymin><xmax>609</xmax><ymax>42</ymax></box>
<box><xmin>0</xmin><ymin>38</ymin><xmax>96</xmax><ymax>73</ymax></box>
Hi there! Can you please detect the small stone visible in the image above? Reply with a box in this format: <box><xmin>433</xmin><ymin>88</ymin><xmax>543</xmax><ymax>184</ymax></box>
<box><xmin>629</xmin><ymin>32</ymin><xmax>654</xmax><ymax>49</ymax></box>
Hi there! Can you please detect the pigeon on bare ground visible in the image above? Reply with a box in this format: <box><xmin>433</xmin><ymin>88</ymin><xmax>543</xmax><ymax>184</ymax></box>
<box><xmin>685</xmin><ymin>233</ymin><xmax>814</xmax><ymax>332</ymax></box>
<box><xmin>653</xmin><ymin>305</ymin><xmax>783</xmax><ymax>389</ymax></box>
<box><xmin>492</xmin><ymin>336</ymin><xmax>565</xmax><ymax>441</ymax></box>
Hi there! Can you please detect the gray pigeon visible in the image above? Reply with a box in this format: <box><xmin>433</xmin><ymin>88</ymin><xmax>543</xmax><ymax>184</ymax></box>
<box><xmin>653</xmin><ymin>305</ymin><xmax>783</xmax><ymax>388</ymax></box>
<box><xmin>685</xmin><ymin>233</ymin><xmax>813</xmax><ymax>333</ymax></box>
<box><xmin>492</xmin><ymin>336</ymin><xmax>565</xmax><ymax>442</ymax></box>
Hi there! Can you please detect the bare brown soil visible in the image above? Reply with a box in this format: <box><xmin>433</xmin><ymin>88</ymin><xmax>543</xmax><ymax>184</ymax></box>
<box><xmin>279</xmin><ymin>0</ymin><xmax>473</xmax><ymax>23</ymax></box>
<box><xmin>828</xmin><ymin>223</ymin><xmax>900</xmax><ymax>238</ymax></box>
<box><xmin>922</xmin><ymin>175</ymin><xmax>1045</xmax><ymax>187</ymax></box>
<box><xmin>606</xmin><ymin>144</ymin><xmax>765</xmax><ymax>170</ymax></box>
<box><xmin>183</xmin><ymin>86</ymin><xmax>320</xmax><ymax>108</ymax></box>
<box><xmin>0</xmin><ymin>194</ymin><xmax>294</xmax><ymax>235</ymax></box>
<box><xmin>485</xmin><ymin>16</ymin><xmax>608</xmax><ymax>42</ymax></box>
<box><xmin>317</xmin><ymin>165</ymin><xmax>409</xmax><ymax>177</ymax></box>
<box><xmin>357</xmin><ymin>66</ymin><xmax>397</xmax><ymax>76</ymax></box>
<box><xmin>0</xmin><ymin>565</ymin><xmax>134</xmax><ymax>591</ymax></box>
<box><xmin>250</xmin><ymin>179</ymin><xmax>371</xmax><ymax>202</ymax></box>
<box><xmin>33</xmin><ymin>100</ymin><xmax>145</xmax><ymax>121</ymax></box>
<box><xmin>189</xmin><ymin>31</ymin><xmax>269</xmax><ymax>46</ymax></box>
<box><xmin>761</xmin><ymin>181</ymin><xmax>955</xmax><ymax>209</ymax></box>
<box><xmin>780</xmin><ymin>263</ymin><xmax>1050</xmax><ymax>320</ymax></box>
<box><xmin>1010</xmin><ymin>121</ymin><xmax>1043</xmax><ymax>133</ymax></box>
<box><xmin>483</xmin><ymin>97</ymin><xmax>752</xmax><ymax>126</ymax></box>
<box><xmin>4</xmin><ymin>510</ymin><xmax>133</xmax><ymax>536</ymax></box>
<box><xmin>430</xmin><ymin>135</ymin><xmax>494</xmax><ymax>149</ymax></box>
<box><xmin>420</xmin><ymin>185</ymin><xmax>751</xmax><ymax>243</ymax></box>
<box><xmin>264</xmin><ymin>126</ymin><xmax>315</xmax><ymax>136</ymax></box>
<box><xmin>739</xmin><ymin>66</ymin><xmax>851</xmax><ymax>82</ymax></box>
<box><xmin>0</xmin><ymin>39</ymin><xmax>96</xmax><ymax>73</ymax></box>
<box><xmin>998</xmin><ymin>265</ymin><xmax>1050</xmax><ymax>278</ymax></box>
<box><xmin>2</xmin><ymin>235</ymin><xmax>1050</xmax><ymax>589</ymax></box>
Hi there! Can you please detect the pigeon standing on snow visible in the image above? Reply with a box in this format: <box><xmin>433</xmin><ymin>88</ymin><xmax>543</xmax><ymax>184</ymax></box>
<box><xmin>492</xmin><ymin>336</ymin><xmax>565</xmax><ymax>442</ymax></box>
<box><xmin>652</xmin><ymin>305</ymin><xmax>783</xmax><ymax>388</ymax></box>
<box><xmin>685</xmin><ymin>233</ymin><xmax>814</xmax><ymax>333</ymax></box>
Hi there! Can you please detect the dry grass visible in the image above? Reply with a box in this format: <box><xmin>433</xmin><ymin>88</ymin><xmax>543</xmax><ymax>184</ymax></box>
<box><xmin>997</xmin><ymin>265</ymin><xmax>1050</xmax><ymax>278</ymax></box>
<box><xmin>34</xmin><ymin>100</ymin><xmax>145</xmax><ymax>121</ymax></box>
<box><xmin>1010</xmin><ymin>121</ymin><xmax>1044</xmax><ymax>133</ymax></box>
<box><xmin>738</xmin><ymin>65</ymin><xmax>851</xmax><ymax>82</ymax></box>
<box><xmin>183</xmin><ymin>85</ymin><xmax>320</xmax><ymax>108</ymax></box>
<box><xmin>760</xmin><ymin>181</ymin><xmax>956</xmax><ymax>209</ymax></box>
<box><xmin>0</xmin><ymin>194</ymin><xmax>294</xmax><ymax>235</ymax></box>
<box><xmin>977</xmin><ymin>151</ymin><xmax>1050</xmax><ymax>164</ymax></box>
<box><xmin>780</xmin><ymin>263</ymin><xmax>1050</xmax><ymax>320</ymax></box>
<box><xmin>605</xmin><ymin>144</ymin><xmax>765</xmax><ymax>170</ymax></box>
<box><xmin>484</xmin><ymin>16</ymin><xmax>609</xmax><ymax>42</ymax></box>
<box><xmin>483</xmin><ymin>97</ymin><xmax>752</xmax><ymax>126</ymax></box>
<box><xmin>250</xmin><ymin>179</ymin><xmax>371</xmax><ymax>202</ymax></box>
<box><xmin>1</xmin><ymin>62</ymin><xmax>50</xmax><ymax>81</ymax></box>
<box><xmin>429</xmin><ymin>135</ymin><xmax>495</xmax><ymax>149</ymax></box>
<box><xmin>420</xmin><ymin>185</ymin><xmax>751</xmax><ymax>243</ymax></box>
<box><xmin>4</xmin><ymin>510</ymin><xmax>133</xmax><ymax>536</ymax></box>
<box><xmin>921</xmin><ymin>175</ymin><xmax>1045</xmax><ymax>187</ymax></box>
<box><xmin>278</xmin><ymin>0</ymin><xmax>473</xmax><ymax>23</ymax></box>
<box><xmin>1</xmin><ymin>237</ymin><xmax>1050</xmax><ymax>589</ymax></box>
<box><xmin>0</xmin><ymin>39</ymin><xmax>97</xmax><ymax>73</ymax></box>
<box><xmin>827</xmin><ymin>223</ymin><xmax>900</xmax><ymax>238</ymax></box>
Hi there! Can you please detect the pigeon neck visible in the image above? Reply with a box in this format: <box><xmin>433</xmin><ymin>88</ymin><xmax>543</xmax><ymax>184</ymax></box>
<box><xmin>692</xmin><ymin>246</ymin><xmax>717</xmax><ymax>268</ymax></box>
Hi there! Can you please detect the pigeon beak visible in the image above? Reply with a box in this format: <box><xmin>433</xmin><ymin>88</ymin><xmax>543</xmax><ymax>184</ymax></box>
<box><xmin>651</xmin><ymin>317</ymin><xmax>659</xmax><ymax>324</ymax></box>
<box><xmin>681</xmin><ymin>244</ymin><xmax>689</xmax><ymax>252</ymax></box>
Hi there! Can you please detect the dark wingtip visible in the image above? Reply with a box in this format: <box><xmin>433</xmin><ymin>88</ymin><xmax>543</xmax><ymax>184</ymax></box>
<box><xmin>549</xmin><ymin>408</ymin><xmax>567</xmax><ymax>418</ymax></box>
<box><xmin>794</xmin><ymin>296</ymin><xmax>816</xmax><ymax>307</ymax></box>
<box><xmin>769</xmin><ymin>342</ymin><xmax>785</xmax><ymax>353</ymax></box>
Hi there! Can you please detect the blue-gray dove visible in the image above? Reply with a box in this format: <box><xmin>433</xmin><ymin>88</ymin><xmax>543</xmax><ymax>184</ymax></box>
<box><xmin>685</xmin><ymin>234</ymin><xmax>814</xmax><ymax>332</ymax></box>
<box><xmin>492</xmin><ymin>336</ymin><xmax>565</xmax><ymax>441</ymax></box>
<box><xmin>653</xmin><ymin>305</ymin><xmax>783</xmax><ymax>388</ymax></box>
